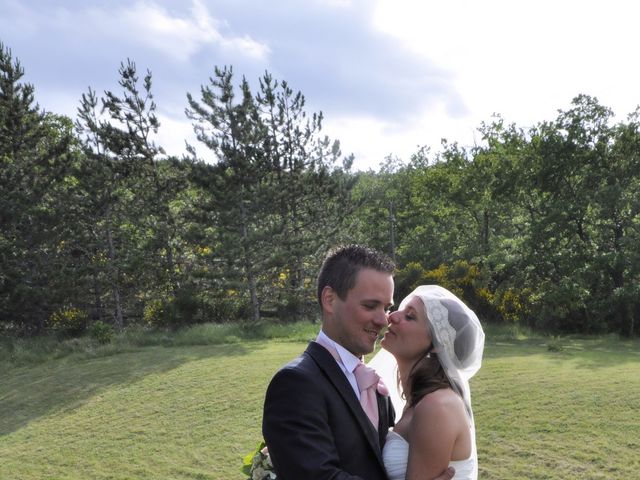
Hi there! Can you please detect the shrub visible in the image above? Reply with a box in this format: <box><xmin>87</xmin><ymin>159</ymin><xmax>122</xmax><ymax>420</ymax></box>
<box><xmin>546</xmin><ymin>336</ymin><xmax>564</xmax><ymax>352</ymax></box>
<box><xmin>143</xmin><ymin>298</ymin><xmax>167</xmax><ymax>327</ymax></box>
<box><xmin>395</xmin><ymin>260</ymin><xmax>487</xmax><ymax>314</ymax></box>
<box><xmin>494</xmin><ymin>287</ymin><xmax>531</xmax><ymax>324</ymax></box>
<box><xmin>144</xmin><ymin>287</ymin><xmax>210</xmax><ymax>328</ymax></box>
<box><xmin>88</xmin><ymin>321</ymin><xmax>115</xmax><ymax>344</ymax></box>
<box><xmin>394</xmin><ymin>262</ymin><xmax>428</xmax><ymax>301</ymax></box>
<box><xmin>47</xmin><ymin>306</ymin><xmax>88</xmax><ymax>338</ymax></box>
<box><xmin>275</xmin><ymin>292</ymin><xmax>316</xmax><ymax>322</ymax></box>
<box><xmin>207</xmin><ymin>296</ymin><xmax>251</xmax><ymax>323</ymax></box>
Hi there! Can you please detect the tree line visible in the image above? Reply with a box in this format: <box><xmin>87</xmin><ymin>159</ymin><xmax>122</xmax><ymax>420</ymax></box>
<box><xmin>1</xmin><ymin>42</ymin><xmax>638</xmax><ymax>337</ymax></box>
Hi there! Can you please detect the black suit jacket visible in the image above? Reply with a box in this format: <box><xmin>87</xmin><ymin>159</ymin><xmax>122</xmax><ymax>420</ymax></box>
<box><xmin>263</xmin><ymin>341</ymin><xmax>395</xmax><ymax>480</ymax></box>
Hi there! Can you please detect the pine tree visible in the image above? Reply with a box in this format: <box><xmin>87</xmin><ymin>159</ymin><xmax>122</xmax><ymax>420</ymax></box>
<box><xmin>0</xmin><ymin>42</ymin><xmax>73</xmax><ymax>333</ymax></box>
<box><xmin>186</xmin><ymin>66</ymin><xmax>269</xmax><ymax>322</ymax></box>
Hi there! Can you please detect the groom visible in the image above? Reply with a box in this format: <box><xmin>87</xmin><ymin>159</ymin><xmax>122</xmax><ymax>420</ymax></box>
<box><xmin>263</xmin><ymin>245</ymin><xmax>454</xmax><ymax>479</ymax></box>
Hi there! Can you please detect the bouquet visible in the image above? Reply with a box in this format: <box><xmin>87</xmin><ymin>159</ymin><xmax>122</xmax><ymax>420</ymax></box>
<box><xmin>242</xmin><ymin>441</ymin><xmax>276</xmax><ymax>480</ymax></box>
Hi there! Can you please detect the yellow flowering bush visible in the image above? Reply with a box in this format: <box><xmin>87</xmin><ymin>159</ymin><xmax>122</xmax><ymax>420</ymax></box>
<box><xmin>48</xmin><ymin>306</ymin><xmax>88</xmax><ymax>337</ymax></box>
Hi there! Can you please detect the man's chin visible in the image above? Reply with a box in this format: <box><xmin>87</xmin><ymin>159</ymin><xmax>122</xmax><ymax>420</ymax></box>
<box><xmin>363</xmin><ymin>338</ymin><xmax>378</xmax><ymax>354</ymax></box>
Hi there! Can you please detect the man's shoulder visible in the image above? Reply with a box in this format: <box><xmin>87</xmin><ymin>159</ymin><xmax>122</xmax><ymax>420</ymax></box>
<box><xmin>278</xmin><ymin>342</ymin><xmax>325</xmax><ymax>373</ymax></box>
<box><xmin>266</xmin><ymin>345</ymin><xmax>327</xmax><ymax>397</ymax></box>
<box><xmin>269</xmin><ymin>341</ymin><xmax>338</xmax><ymax>386</ymax></box>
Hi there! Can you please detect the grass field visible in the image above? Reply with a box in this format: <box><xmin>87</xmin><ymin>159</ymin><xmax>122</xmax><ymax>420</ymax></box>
<box><xmin>1</xmin><ymin>324</ymin><xmax>639</xmax><ymax>479</ymax></box>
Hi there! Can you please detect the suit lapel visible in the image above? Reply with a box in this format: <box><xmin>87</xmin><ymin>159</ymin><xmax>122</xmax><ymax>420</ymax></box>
<box><xmin>306</xmin><ymin>342</ymin><xmax>384</xmax><ymax>463</ymax></box>
<box><xmin>376</xmin><ymin>390</ymin><xmax>394</xmax><ymax>447</ymax></box>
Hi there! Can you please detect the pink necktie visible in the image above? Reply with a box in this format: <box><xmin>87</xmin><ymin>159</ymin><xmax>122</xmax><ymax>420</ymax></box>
<box><xmin>316</xmin><ymin>336</ymin><xmax>384</xmax><ymax>429</ymax></box>
<box><xmin>354</xmin><ymin>363</ymin><xmax>379</xmax><ymax>430</ymax></box>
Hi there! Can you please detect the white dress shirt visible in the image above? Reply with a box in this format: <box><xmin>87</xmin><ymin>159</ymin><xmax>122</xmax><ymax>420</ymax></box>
<box><xmin>317</xmin><ymin>329</ymin><xmax>362</xmax><ymax>400</ymax></box>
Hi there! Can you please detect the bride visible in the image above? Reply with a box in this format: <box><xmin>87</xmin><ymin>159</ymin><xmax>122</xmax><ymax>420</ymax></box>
<box><xmin>369</xmin><ymin>285</ymin><xmax>485</xmax><ymax>480</ymax></box>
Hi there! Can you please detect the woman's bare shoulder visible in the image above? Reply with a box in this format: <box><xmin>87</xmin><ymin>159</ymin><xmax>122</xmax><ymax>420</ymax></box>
<box><xmin>413</xmin><ymin>388</ymin><xmax>465</xmax><ymax>420</ymax></box>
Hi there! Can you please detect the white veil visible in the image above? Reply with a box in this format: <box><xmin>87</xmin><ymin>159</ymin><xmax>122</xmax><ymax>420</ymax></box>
<box><xmin>369</xmin><ymin>285</ymin><xmax>485</xmax><ymax>421</ymax></box>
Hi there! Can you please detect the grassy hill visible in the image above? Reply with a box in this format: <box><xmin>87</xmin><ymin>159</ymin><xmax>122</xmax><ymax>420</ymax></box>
<box><xmin>1</xmin><ymin>325</ymin><xmax>639</xmax><ymax>479</ymax></box>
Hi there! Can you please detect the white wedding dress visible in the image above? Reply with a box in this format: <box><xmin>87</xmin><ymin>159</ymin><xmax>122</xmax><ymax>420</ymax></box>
<box><xmin>382</xmin><ymin>430</ymin><xmax>477</xmax><ymax>480</ymax></box>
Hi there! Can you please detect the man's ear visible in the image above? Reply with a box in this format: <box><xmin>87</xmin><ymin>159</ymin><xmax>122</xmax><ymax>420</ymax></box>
<box><xmin>321</xmin><ymin>286</ymin><xmax>336</xmax><ymax>314</ymax></box>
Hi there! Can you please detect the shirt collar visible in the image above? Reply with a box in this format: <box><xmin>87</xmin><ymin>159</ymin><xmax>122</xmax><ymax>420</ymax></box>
<box><xmin>318</xmin><ymin>329</ymin><xmax>362</xmax><ymax>374</ymax></box>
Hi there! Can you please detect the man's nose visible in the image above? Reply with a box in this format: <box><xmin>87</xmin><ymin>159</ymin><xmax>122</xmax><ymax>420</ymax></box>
<box><xmin>373</xmin><ymin>309</ymin><xmax>388</xmax><ymax>326</ymax></box>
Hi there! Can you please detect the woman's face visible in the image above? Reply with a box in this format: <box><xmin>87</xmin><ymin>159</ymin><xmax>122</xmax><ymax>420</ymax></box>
<box><xmin>381</xmin><ymin>295</ymin><xmax>432</xmax><ymax>361</ymax></box>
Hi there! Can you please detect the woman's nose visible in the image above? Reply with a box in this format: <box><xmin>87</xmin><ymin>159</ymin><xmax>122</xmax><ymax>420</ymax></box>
<box><xmin>388</xmin><ymin>311</ymin><xmax>400</xmax><ymax>324</ymax></box>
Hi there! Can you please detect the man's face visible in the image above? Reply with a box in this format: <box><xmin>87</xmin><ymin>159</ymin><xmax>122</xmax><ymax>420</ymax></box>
<box><xmin>323</xmin><ymin>268</ymin><xmax>394</xmax><ymax>357</ymax></box>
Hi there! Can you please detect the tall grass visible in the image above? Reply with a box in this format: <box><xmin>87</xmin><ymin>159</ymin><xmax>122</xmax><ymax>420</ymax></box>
<box><xmin>0</xmin><ymin>321</ymin><xmax>320</xmax><ymax>368</ymax></box>
<box><xmin>0</xmin><ymin>320</ymin><xmax>548</xmax><ymax>368</ymax></box>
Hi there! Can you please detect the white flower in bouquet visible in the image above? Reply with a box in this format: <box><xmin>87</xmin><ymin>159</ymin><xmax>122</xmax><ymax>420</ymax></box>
<box><xmin>242</xmin><ymin>441</ymin><xmax>277</xmax><ymax>480</ymax></box>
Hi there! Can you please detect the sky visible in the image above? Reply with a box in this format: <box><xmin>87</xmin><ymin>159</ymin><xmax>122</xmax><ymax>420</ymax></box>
<box><xmin>2</xmin><ymin>0</ymin><xmax>640</xmax><ymax>171</ymax></box>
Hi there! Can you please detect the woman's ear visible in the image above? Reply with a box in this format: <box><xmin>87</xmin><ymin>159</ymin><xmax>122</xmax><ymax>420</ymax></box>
<box><xmin>321</xmin><ymin>286</ymin><xmax>335</xmax><ymax>314</ymax></box>
<box><xmin>426</xmin><ymin>343</ymin><xmax>435</xmax><ymax>357</ymax></box>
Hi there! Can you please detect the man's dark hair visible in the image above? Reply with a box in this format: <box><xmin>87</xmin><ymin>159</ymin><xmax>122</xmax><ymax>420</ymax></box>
<box><xmin>316</xmin><ymin>244</ymin><xmax>395</xmax><ymax>306</ymax></box>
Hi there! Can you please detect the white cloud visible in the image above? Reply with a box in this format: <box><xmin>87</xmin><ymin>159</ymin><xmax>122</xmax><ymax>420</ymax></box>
<box><xmin>366</xmin><ymin>0</ymin><xmax>640</xmax><ymax>160</ymax></box>
<box><xmin>31</xmin><ymin>0</ymin><xmax>270</xmax><ymax>63</ymax></box>
<box><xmin>325</xmin><ymin>99</ymin><xmax>484</xmax><ymax>171</ymax></box>
<box><xmin>113</xmin><ymin>0</ymin><xmax>269</xmax><ymax>62</ymax></box>
<box><xmin>186</xmin><ymin>0</ymin><xmax>270</xmax><ymax>60</ymax></box>
<box><xmin>118</xmin><ymin>2</ymin><xmax>206</xmax><ymax>60</ymax></box>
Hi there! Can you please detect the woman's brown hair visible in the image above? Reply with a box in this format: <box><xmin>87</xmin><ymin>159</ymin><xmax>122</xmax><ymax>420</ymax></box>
<box><xmin>404</xmin><ymin>347</ymin><xmax>453</xmax><ymax>408</ymax></box>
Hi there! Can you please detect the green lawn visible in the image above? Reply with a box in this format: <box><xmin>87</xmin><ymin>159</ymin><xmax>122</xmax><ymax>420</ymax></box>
<box><xmin>1</xmin><ymin>331</ymin><xmax>639</xmax><ymax>479</ymax></box>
